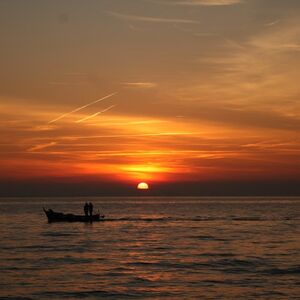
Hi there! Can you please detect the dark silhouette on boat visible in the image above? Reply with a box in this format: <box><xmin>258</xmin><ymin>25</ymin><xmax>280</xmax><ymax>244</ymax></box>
<box><xmin>43</xmin><ymin>208</ymin><xmax>105</xmax><ymax>223</ymax></box>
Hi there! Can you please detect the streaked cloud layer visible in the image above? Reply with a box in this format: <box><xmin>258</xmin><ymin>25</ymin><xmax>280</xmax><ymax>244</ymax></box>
<box><xmin>152</xmin><ymin>0</ymin><xmax>243</xmax><ymax>6</ymax></box>
<box><xmin>0</xmin><ymin>0</ymin><xmax>300</xmax><ymax>193</ymax></box>
<box><xmin>107</xmin><ymin>11</ymin><xmax>199</xmax><ymax>24</ymax></box>
<box><xmin>122</xmin><ymin>82</ymin><xmax>157</xmax><ymax>88</ymax></box>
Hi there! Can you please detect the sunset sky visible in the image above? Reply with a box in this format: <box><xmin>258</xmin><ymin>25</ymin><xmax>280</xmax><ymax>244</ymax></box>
<box><xmin>1</xmin><ymin>0</ymin><xmax>300</xmax><ymax>195</ymax></box>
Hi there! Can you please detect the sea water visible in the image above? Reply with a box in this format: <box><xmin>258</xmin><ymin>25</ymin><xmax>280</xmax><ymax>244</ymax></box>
<box><xmin>0</xmin><ymin>197</ymin><xmax>299</xmax><ymax>299</ymax></box>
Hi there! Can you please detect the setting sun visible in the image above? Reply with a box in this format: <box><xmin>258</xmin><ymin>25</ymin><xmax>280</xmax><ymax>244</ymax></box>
<box><xmin>137</xmin><ymin>182</ymin><xmax>149</xmax><ymax>190</ymax></box>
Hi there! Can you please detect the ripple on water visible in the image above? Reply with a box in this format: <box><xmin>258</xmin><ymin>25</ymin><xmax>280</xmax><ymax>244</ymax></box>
<box><xmin>34</xmin><ymin>289</ymin><xmax>181</xmax><ymax>299</ymax></box>
<box><xmin>1</xmin><ymin>197</ymin><xmax>300</xmax><ymax>300</ymax></box>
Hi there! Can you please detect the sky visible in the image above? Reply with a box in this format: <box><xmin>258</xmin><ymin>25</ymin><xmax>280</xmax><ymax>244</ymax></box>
<box><xmin>1</xmin><ymin>0</ymin><xmax>300</xmax><ymax>196</ymax></box>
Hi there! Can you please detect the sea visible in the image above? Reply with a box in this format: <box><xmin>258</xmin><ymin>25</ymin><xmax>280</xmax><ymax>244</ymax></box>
<box><xmin>0</xmin><ymin>197</ymin><xmax>299</xmax><ymax>299</ymax></box>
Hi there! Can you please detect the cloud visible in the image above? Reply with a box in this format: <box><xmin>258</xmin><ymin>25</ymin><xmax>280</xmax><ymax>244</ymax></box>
<box><xmin>106</xmin><ymin>11</ymin><xmax>199</xmax><ymax>24</ymax></box>
<box><xmin>28</xmin><ymin>142</ymin><xmax>57</xmax><ymax>152</ymax></box>
<box><xmin>47</xmin><ymin>81</ymin><xmax>75</xmax><ymax>86</ymax></box>
<box><xmin>149</xmin><ymin>0</ymin><xmax>242</xmax><ymax>6</ymax></box>
<box><xmin>249</xmin><ymin>21</ymin><xmax>300</xmax><ymax>52</ymax></box>
<box><xmin>52</xmin><ymin>132</ymin><xmax>199</xmax><ymax>142</ymax></box>
<box><xmin>175</xmin><ymin>18</ymin><xmax>300</xmax><ymax>121</ymax></box>
<box><xmin>176</xmin><ymin>0</ymin><xmax>242</xmax><ymax>5</ymax></box>
<box><xmin>265</xmin><ymin>20</ymin><xmax>281</xmax><ymax>27</ymax></box>
<box><xmin>122</xmin><ymin>82</ymin><xmax>157</xmax><ymax>88</ymax></box>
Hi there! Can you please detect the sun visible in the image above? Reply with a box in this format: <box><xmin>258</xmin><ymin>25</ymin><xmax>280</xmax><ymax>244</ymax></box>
<box><xmin>137</xmin><ymin>182</ymin><xmax>149</xmax><ymax>190</ymax></box>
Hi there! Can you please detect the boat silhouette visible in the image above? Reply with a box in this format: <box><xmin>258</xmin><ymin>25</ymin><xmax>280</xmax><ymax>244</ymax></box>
<box><xmin>43</xmin><ymin>208</ymin><xmax>105</xmax><ymax>223</ymax></box>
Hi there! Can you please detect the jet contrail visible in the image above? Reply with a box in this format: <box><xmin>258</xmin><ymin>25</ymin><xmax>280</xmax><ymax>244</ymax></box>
<box><xmin>76</xmin><ymin>105</ymin><xmax>117</xmax><ymax>123</ymax></box>
<box><xmin>48</xmin><ymin>92</ymin><xmax>117</xmax><ymax>124</ymax></box>
<box><xmin>27</xmin><ymin>142</ymin><xmax>57</xmax><ymax>152</ymax></box>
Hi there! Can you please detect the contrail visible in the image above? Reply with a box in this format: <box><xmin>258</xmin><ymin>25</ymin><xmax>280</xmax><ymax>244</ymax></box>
<box><xmin>48</xmin><ymin>92</ymin><xmax>117</xmax><ymax>124</ymax></box>
<box><xmin>76</xmin><ymin>104</ymin><xmax>117</xmax><ymax>123</ymax></box>
<box><xmin>28</xmin><ymin>142</ymin><xmax>57</xmax><ymax>152</ymax></box>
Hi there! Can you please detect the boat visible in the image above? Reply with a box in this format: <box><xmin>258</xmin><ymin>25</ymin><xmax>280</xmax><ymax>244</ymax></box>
<box><xmin>43</xmin><ymin>208</ymin><xmax>105</xmax><ymax>223</ymax></box>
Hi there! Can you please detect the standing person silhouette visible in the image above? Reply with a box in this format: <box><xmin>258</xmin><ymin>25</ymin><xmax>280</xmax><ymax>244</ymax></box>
<box><xmin>88</xmin><ymin>202</ymin><xmax>94</xmax><ymax>217</ymax></box>
<box><xmin>84</xmin><ymin>202</ymin><xmax>89</xmax><ymax>217</ymax></box>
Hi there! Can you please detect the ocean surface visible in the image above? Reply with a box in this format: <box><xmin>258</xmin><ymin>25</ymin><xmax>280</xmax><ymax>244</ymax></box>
<box><xmin>0</xmin><ymin>197</ymin><xmax>299</xmax><ymax>299</ymax></box>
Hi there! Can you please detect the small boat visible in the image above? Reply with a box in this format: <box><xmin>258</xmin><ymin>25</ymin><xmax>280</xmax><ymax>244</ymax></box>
<box><xmin>43</xmin><ymin>208</ymin><xmax>105</xmax><ymax>223</ymax></box>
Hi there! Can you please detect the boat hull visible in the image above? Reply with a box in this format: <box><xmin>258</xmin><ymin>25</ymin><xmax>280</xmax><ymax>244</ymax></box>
<box><xmin>43</xmin><ymin>208</ymin><xmax>104</xmax><ymax>223</ymax></box>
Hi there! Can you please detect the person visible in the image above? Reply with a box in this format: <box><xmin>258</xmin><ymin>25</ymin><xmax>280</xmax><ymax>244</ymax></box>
<box><xmin>88</xmin><ymin>202</ymin><xmax>94</xmax><ymax>217</ymax></box>
<box><xmin>84</xmin><ymin>202</ymin><xmax>89</xmax><ymax>217</ymax></box>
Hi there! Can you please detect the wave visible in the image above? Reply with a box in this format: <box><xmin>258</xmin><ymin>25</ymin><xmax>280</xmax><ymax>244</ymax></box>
<box><xmin>102</xmin><ymin>216</ymin><xmax>297</xmax><ymax>222</ymax></box>
<box><xmin>36</xmin><ymin>290</ymin><xmax>139</xmax><ymax>299</ymax></box>
<box><xmin>125</xmin><ymin>257</ymin><xmax>276</xmax><ymax>274</ymax></box>
<box><xmin>0</xmin><ymin>297</ymin><xmax>34</xmax><ymax>300</ymax></box>
<box><xmin>35</xmin><ymin>289</ymin><xmax>179</xmax><ymax>299</ymax></box>
<box><xmin>262</xmin><ymin>266</ymin><xmax>300</xmax><ymax>275</ymax></box>
<box><xmin>125</xmin><ymin>258</ymin><xmax>300</xmax><ymax>277</ymax></box>
<box><xmin>41</xmin><ymin>232</ymin><xmax>76</xmax><ymax>237</ymax></box>
<box><xmin>40</xmin><ymin>257</ymin><xmax>94</xmax><ymax>265</ymax></box>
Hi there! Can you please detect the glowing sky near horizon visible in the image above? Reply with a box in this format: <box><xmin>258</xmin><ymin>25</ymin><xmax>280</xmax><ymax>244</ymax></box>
<box><xmin>1</xmin><ymin>0</ymin><xmax>300</xmax><ymax>185</ymax></box>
